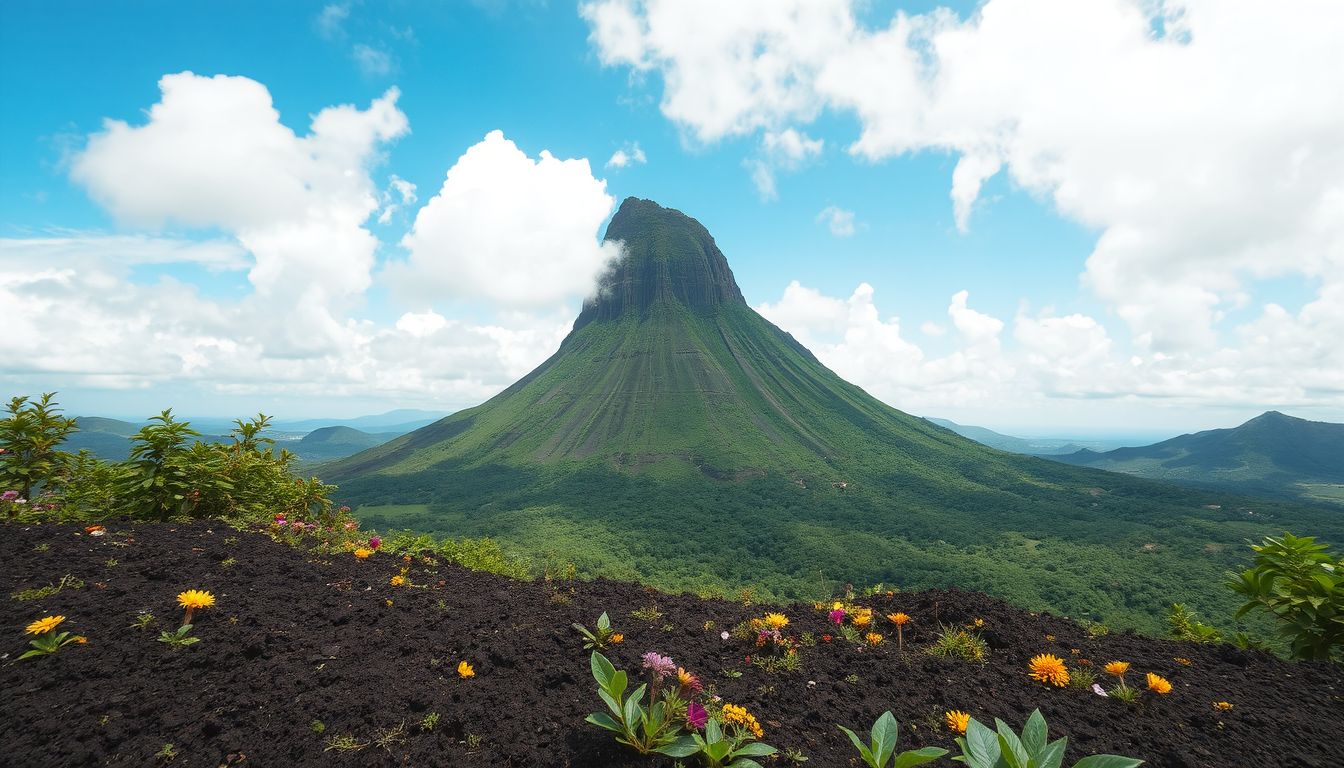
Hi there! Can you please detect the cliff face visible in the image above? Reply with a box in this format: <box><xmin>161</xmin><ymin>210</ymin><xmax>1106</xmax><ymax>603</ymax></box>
<box><xmin>573</xmin><ymin>197</ymin><xmax>745</xmax><ymax>328</ymax></box>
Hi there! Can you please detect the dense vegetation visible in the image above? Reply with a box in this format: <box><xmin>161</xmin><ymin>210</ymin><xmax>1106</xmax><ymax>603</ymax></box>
<box><xmin>1051</xmin><ymin>410</ymin><xmax>1344</xmax><ymax>505</ymax></box>
<box><xmin>325</xmin><ymin>199</ymin><xmax>1344</xmax><ymax>639</ymax></box>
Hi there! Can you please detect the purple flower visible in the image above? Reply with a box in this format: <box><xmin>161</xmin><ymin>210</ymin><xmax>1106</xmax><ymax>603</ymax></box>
<box><xmin>368</xmin><ymin>536</ymin><xmax>382</xmax><ymax>550</ymax></box>
<box><xmin>829</xmin><ymin>609</ymin><xmax>845</xmax><ymax>624</ymax></box>
<box><xmin>686</xmin><ymin>701</ymin><xmax>708</xmax><ymax>730</ymax></box>
<box><xmin>1</xmin><ymin>490</ymin><xmax>19</xmax><ymax>501</ymax></box>
<box><xmin>641</xmin><ymin>652</ymin><xmax>676</xmax><ymax>679</ymax></box>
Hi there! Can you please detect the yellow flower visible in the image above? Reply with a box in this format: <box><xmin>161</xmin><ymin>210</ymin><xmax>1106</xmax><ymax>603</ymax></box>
<box><xmin>354</xmin><ymin>548</ymin><xmax>373</xmax><ymax>560</ymax></box>
<box><xmin>610</xmin><ymin>633</ymin><xmax>624</xmax><ymax>644</ymax></box>
<box><xmin>720</xmin><ymin>704</ymin><xmax>764</xmax><ymax>739</ymax></box>
<box><xmin>390</xmin><ymin>575</ymin><xmax>407</xmax><ymax>587</ymax></box>
<box><xmin>1045</xmin><ymin>634</ymin><xmax>1056</xmax><ymax>642</ymax></box>
<box><xmin>1173</xmin><ymin>657</ymin><xmax>1192</xmax><ymax>666</ymax></box>
<box><xmin>945</xmin><ymin>710</ymin><xmax>970</xmax><ymax>734</ymax></box>
<box><xmin>763</xmin><ymin>613</ymin><xmax>789</xmax><ymax>630</ymax></box>
<box><xmin>865</xmin><ymin>632</ymin><xmax>884</xmax><ymax>646</ymax></box>
<box><xmin>972</xmin><ymin>618</ymin><xmax>985</xmax><ymax>628</ymax></box>
<box><xmin>887</xmin><ymin>612</ymin><xmax>910</xmax><ymax>626</ymax></box>
<box><xmin>25</xmin><ymin>615</ymin><xmax>65</xmax><ymax>635</ymax></box>
<box><xmin>1213</xmin><ymin>701</ymin><xmax>1233</xmax><ymax>711</ymax></box>
<box><xmin>1104</xmin><ymin>661</ymin><xmax>1130</xmax><ymax>677</ymax></box>
<box><xmin>177</xmin><ymin>590</ymin><xmax>216</xmax><ymax>610</ymax></box>
<box><xmin>851</xmin><ymin>609</ymin><xmax>873</xmax><ymax>627</ymax></box>
<box><xmin>1028</xmin><ymin>654</ymin><xmax>1070</xmax><ymax>687</ymax></box>
<box><xmin>1146</xmin><ymin>673</ymin><xmax>1172</xmax><ymax>694</ymax></box>
<box><xmin>832</xmin><ymin>601</ymin><xmax>844</xmax><ymax>611</ymax></box>
<box><xmin>458</xmin><ymin>660</ymin><xmax>475</xmax><ymax>678</ymax></box>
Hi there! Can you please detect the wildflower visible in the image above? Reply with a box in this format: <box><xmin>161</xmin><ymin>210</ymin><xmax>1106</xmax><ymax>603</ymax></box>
<box><xmin>610</xmin><ymin>633</ymin><xmax>624</xmax><ymax>644</ymax></box>
<box><xmin>865</xmin><ymin>632</ymin><xmax>884</xmax><ymax>647</ymax></box>
<box><xmin>852</xmin><ymin>610</ymin><xmax>873</xmax><ymax>628</ymax></box>
<box><xmin>1045</xmin><ymin>634</ymin><xmax>1055</xmax><ymax>642</ymax></box>
<box><xmin>1</xmin><ymin>490</ymin><xmax>18</xmax><ymax>501</ymax></box>
<box><xmin>1173</xmin><ymin>657</ymin><xmax>1192</xmax><ymax>666</ymax></box>
<box><xmin>887</xmin><ymin>612</ymin><xmax>910</xmax><ymax>626</ymax></box>
<box><xmin>641</xmin><ymin>652</ymin><xmax>676</xmax><ymax>679</ymax></box>
<box><xmin>1028</xmin><ymin>654</ymin><xmax>1070</xmax><ymax>687</ymax></box>
<box><xmin>368</xmin><ymin>536</ymin><xmax>381</xmax><ymax>550</ymax></box>
<box><xmin>353</xmin><ymin>548</ymin><xmax>372</xmax><ymax>560</ymax></box>
<box><xmin>1070</xmin><ymin>648</ymin><xmax>1082</xmax><ymax>656</ymax></box>
<box><xmin>389</xmin><ymin>575</ymin><xmax>406</xmax><ymax>587</ymax></box>
<box><xmin>720</xmin><ymin>703</ymin><xmax>764</xmax><ymax>739</ymax></box>
<box><xmin>1092</xmin><ymin>684</ymin><xmax>1109</xmax><ymax>697</ymax></box>
<box><xmin>720</xmin><ymin>631</ymin><xmax>730</xmax><ymax>641</ymax></box>
<box><xmin>763</xmin><ymin>613</ymin><xmax>789</xmax><ymax>630</ymax></box>
<box><xmin>291</xmin><ymin>520</ymin><xmax>305</xmax><ymax>531</ymax></box>
<box><xmin>821</xmin><ymin>634</ymin><xmax>832</xmax><ymax>642</ymax></box>
<box><xmin>945</xmin><ymin>710</ymin><xmax>970</xmax><ymax>734</ymax></box>
<box><xmin>402</xmin><ymin>554</ymin><xmax>412</xmax><ymax>564</ymax></box>
<box><xmin>1104</xmin><ymin>661</ymin><xmax>1130</xmax><ymax>677</ymax></box>
<box><xmin>832</xmin><ymin>601</ymin><xmax>843</xmax><ymax>610</ymax></box>
<box><xmin>972</xmin><ymin>618</ymin><xmax>985</xmax><ymax>628</ymax></box>
<box><xmin>1146</xmin><ymin>673</ymin><xmax>1172</xmax><ymax>694</ymax></box>
<box><xmin>25</xmin><ymin>615</ymin><xmax>65</xmax><ymax>635</ymax></box>
<box><xmin>343</xmin><ymin>521</ymin><xmax>357</xmax><ymax>531</ymax></box>
<box><xmin>457</xmin><ymin>660</ymin><xmax>475</xmax><ymax>678</ymax></box>
<box><xmin>1214</xmin><ymin>701</ymin><xmax>1233</xmax><ymax>711</ymax></box>
<box><xmin>686</xmin><ymin>700</ymin><xmax>708</xmax><ymax>729</ymax></box>
<box><xmin>828</xmin><ymin>609</ymin><xmax>845</xmax><ymax>624</ymax></box>
<box><xmin>177</xmin><ymin>589</ymin><xmax>215</xmax><ymax>626</ymax></box>
<box><xmin>676</xmin><ymin>667</ymin><xmax>703</xmax><ymax>694</ymax></box>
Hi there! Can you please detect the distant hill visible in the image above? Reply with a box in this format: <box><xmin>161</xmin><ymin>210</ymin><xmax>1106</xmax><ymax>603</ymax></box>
<box><xmin>925</xmin><ymin>417</ymin><xmax>1133</xmax><ymax>455</ymax></box>
<box><xmin>65</xmin><ymin>417</ymin><xmax>143</xmax><ymax>461</ymax></box>
<box><xmin>322</xmin><ymin>197</ymin><xmax>1344</xmax><ymax>635</ymax></box>
<box><xmin>291</xmin><ymin>426</ymin><xmax>399</xmax><ymax>463</ymax></box>
<box><xmin>274</xmin><ymin>409</ymin><xmax>449</xmax><ymax>435</ymax></box>
<box><xmin>1051</xmin><ymin>411</ymin><xmax>1344</xmax><ymax>505</ymax></box>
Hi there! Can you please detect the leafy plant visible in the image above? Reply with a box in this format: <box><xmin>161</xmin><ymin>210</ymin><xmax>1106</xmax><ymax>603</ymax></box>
<box><xmin>837</xmin><ymin>711</ymin><xmax>946</xmax><ymax>768</ymax></box>
<box><xmin>155</xmin><ymin>743</ymin><xmax>179</xmax><ymax>762</ymax></box>
<box><xmin>1167</xmin><ymin>603</ymin><xmax>1221</xmax><ymax>644</ymax></box>
<box><xmin>631</xmin><ymin>604</ymin><xmax>664</xmax><ymax>622</ymax></box>
<box><xmin>419</xmin><ymin>712</ymin><xmax>440</xmax><ymax>732</ymax></box>
<box><xmin>573</xmin><ymin>611</ymin><xmax>621</xmax><ymax>650</ymax></box>
<box><xmin>131</xmin><ymin>611</ymin><xmax>155</xmax><ymax>630</ymax></box>
<box><xmin>1228</xmin><ymin>532</ymin><xmax>1344</xmax><ymax>662</ymax></box>
<box><xmin>584</xmin><ymin>651</ymin><xmax>697</xmax><ymax>757</ymax></box>
<box><xmin>953</xmin><ymin>709</ymin><xmax>1142</xmax><ymax>768</ymax></box>
<box><xmin>20</xmin><ymin>616</ymin><xmax>86</xmax><ymax>660</ymax></box>
<box><xmin>925</xmin><ymin>626</ymin><xmax>988</xmax><ymax>662</ymax></box>
<box><xmin>157</xmin><ymin>624</ymin><xmax>200</xmax><ymax>649</ymax></box>
<box><xmin>690</xmin><ymin>716</ymin><xmax>778</xmax><ymax>768</ymax></box>
<box><xmin>0</xmin><ymin>393</ymin><xmax>77</xmax><ymax>499</ymax></box>
<box><xmin>10</xmin><ymin>573</ymin><xmax>83</xmax><ymax>601</ymax></box>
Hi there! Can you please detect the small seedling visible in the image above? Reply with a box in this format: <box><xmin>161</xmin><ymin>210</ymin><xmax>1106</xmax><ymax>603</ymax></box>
<box><xmin>465</xmin><ymin>734</ymin><xmax>483</xmax><ymax>750</ymax></box>
<box><xmin>33</xmin><ymin>543</ymin><xmax>50</xmax><ymax>553</ymax></box>
<box><xmin>310</xmin><ymin>720</ymin><xmax>326</xmax><ymax>735</ymax></box>
<box><xmin>372</xmin><ymin>722</ymin><xmax>407</xmax><ymax>752</ymax></box>
<box><xmin>783</xmin><ymin>747</ymin><xmax>809</xmax><ymax>763</ymax></box>
<box><xmin>131</xmin><ymin>611</ymin><xmax>155</xmax><ymax>630</ymax></box>
<box><xmin>220</xmin><ymin>557</ymin><xmax>237</xmax><ymax>569</ymax></box>
<box><xmin>155</xmin><ymin>743</ymin><xmax>179</xmax><ymax>762</ymax></box>
<box><xmin>419</xmin><ymin>712</ymin><xmax>440</xmax><ymax>732</ymax></box>
<box><xmin>105</xmin><ymin>558</ymin><xmax>119</xmax><ymax>567</ymax></box>
<box><xmin>157</xmin><ymin>625</ymin><xmax>200</xmax><ymax>648</ymax></box>
<box><xmin>630</xmin><ymin>604</ymin><xmax>663</xmax><ymax>622</ymax></box>
<box><xmin>11</xmin><ymin>574</ymin><xmax>84</xmax><ymax>601</ymax></box>
<box><xmin>323</xmin><ymin>734</ymin><xmax>368</xmax><ymax>752</ymax></box>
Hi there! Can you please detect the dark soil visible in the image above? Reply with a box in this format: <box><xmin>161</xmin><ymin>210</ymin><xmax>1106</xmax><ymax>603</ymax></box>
<box><xmin>2</xmin><ymin>522</ymin><xmax>1341</xmax><ymax>768</ymax></box>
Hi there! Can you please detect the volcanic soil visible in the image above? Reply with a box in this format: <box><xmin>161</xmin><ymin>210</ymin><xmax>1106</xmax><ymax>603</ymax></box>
<box><xmin>2</xmin><ymin>522</ymin><xmax>1341</xmax><ymax>767</ymax></box>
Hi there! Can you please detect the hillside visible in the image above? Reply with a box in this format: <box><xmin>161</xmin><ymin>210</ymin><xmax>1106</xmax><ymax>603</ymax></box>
<box><xmin>925</xmin><ymin>418</ymin><xmax>1126</xmax><ymax>455</ymax></box>
<box><xmin>292</xmin><ymin>426</ymin><xmax>399</xmax><ymax>463</ymax></box>
<box><xmin>3</xmin><ymin>521</ymin><xmax>1339</xmax><ymax>767</ymax></box>
<box><xmin>324</xmin><ymin>198</ymin><xmax>1344</xmax><ymax>635</ymax></box>
<box><xmin>1051</xmin><ymin>411</ymin><xmax>1344</xmax><ymax>505</ymax></box>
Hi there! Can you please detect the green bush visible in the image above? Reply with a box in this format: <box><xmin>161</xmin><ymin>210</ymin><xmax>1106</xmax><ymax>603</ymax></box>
<box><xmin>0</xmin><ymin>393</ymin><xmax>77</xmax><ymax>500</ymax></box>
<box><xmin>1228</xmin><ymin>533</ymin><xmax>1344</xmax><ymax>662</ymax></box>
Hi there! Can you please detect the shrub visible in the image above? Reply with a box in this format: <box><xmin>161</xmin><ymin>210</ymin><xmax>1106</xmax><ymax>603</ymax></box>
<box><xmin>925</xmin><ymin>625</ymin><xmax>988</xmax><ymax>662</ymax></box>
<box><xmin>1227</xmin><ymin>532</ymin><xmax>1344</xmax><ymax>662</ymax></box>
<box><xmin>1166</xmin><ymin>603</ymin><xmax>1221</xmax><ymax>644</ymax></box>
<box><xmin>953</xmin><ymin>709</ymin><xmax>1142</xmax><ymax>768</ymax></box>
<box><xmin>0</xmin><ymin>393</ymin><xmax>77</xmax><ymax>500</ymax></box>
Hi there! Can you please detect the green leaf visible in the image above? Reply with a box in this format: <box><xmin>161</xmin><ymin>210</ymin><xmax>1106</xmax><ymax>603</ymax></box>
<box><xmin>590</xmin><ymin>651</ymin><xmax>614</xmax><ymax>687</ymax></box>
<box><xmin>1037</xmin><ymin>737</ymin><xmax>1067</xmax><ymax>768</ymax></box>
<box><xmin>654</xmin><ymin>735</ymin><xmax>700</xmax><ymax>758</ymax></box>
<box><xmin>727</xmin><ymin>760</ymin><xmax>766</xmax><ymax>768</ymax></box>
<box><xmin>893</xmin><ymin>747</ymin><xmax>950</xmax><ymax>768</ymax></box>
<box><xmin>872</xmin><ymin>711</ymin><xmax>899</xmax><ymax>767</ymax></box>
<box><xmin>585</xmin><ymin>712</ymin><xmax>623</xmax><ymax>733</ymax></box>
<box><xmin>597</xmin><ymin>689</ymin><xmax>623</xmax><ymax>719</ymax></box>
<box><xmin>1072</xmin><ymin>756</ymin><xmax>1144</xmax><ymax>768</ymax></box>
<box><xmin>995</xmin><ymin>721</ymin><xmax>1029</xmax><ymax>768</ymax></box>
<box><xmin>963</xmin><ymin>719</ymin><xmax>1001</xmax><ymax>768</ymax></box>
<box><xmin>623</xmin><ymin>684</ymin><xmax>646</xmax><ymax>729</ymax></box>
<box><xmin>838</xmin><ymin>725</ymin><xmax>876</xmax><ymax>767</ymax></box>
<box><xmin>1021</xmin><ymin>710</ymin><xmax>1047</xmax><ymax>755</ymax></box>
<box><xmin>733</xmin><ymin>742</ymin><xmax>778</xmax><ymax>757</ymax></box>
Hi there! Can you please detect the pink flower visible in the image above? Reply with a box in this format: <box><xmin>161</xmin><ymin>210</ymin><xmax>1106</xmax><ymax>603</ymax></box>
<box><xmin>291</xmin><ymin>520</ymin><xmax>305</xmax><ymax>530</ymax></box>
<box><xmin>686</xmin><ymin>701</ymin><xmax>708</xmax><ymax>730</ymax></box>
<box><xmin>1092</xmin><ymin>684</ymin><xmax>1109</xmax><ymax>697</ymax></box>
<box><xmin>368</xmin><ymin>536</ymin><xmax>381</xmax><ymax>550</ymax></box>
<box><xmin>2</xmin><ymin>490</ymin><xmax>19</xmax><ymax>501</ymax></box>
<box><xmin>829</xmin><ymin>609</ymin><xmax>845</xmax><ymax>624</ymax></box>
<box><xmin>641</xmin><ymin>652</ymin><xmax>676</xmax><ymax>679</ymax></box>
<box><xmin>343</xmin><ymin>521</ymin><xmax>358</xmax><ymax>531</ymax></box>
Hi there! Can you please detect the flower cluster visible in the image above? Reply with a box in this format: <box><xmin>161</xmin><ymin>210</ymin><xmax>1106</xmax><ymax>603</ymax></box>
<box><xmin>720</xmin><ymin>703</ymin><xmax>764</xmax><ymax>739</ymax></box>
<box><xmin>1100</xmin><ymin>659</ymin><xmax>1173</xmax><ymax>701</ymax></box>
<box><xmin>641</xmin><ymin>651</ymin><xmax>677</xmax><ymax>679</ymax></box>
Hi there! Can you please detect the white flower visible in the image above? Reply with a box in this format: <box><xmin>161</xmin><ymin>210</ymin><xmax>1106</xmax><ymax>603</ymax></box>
<box><xmin>720</xmin><ymin>631</ymin><xmax>730</xmax><ymax>641</ymax></box>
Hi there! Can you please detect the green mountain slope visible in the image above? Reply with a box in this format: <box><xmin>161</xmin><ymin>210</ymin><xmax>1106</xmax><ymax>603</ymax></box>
<box><xmin>1052</xmin><ymin>411</ymin><xmax>1344</xmax><ymax>504</ymax></box>
<box><xmin>324</xmin><ymin>198</ymin><xmax>1343</xmax><ymax>634</ymax></box>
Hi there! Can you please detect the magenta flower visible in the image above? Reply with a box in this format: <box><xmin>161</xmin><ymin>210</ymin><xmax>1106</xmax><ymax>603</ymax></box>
<box><xmin>641</xmin><ymin>652</ymin><xmax>676</xmax><ymax>679</ymax></box>
<box><xmin>368</xmin><ymin>536</ymin><xmax>382</xmax><ymax>550</ymax></box>
<box><xmin>686</xmin><ymin>701</ymin><xmax>708</xmax><ymax>730</ymax></box>
<box><xmin>2</xmin><ymin>490</ymin><xmax>20</xmax><ymax>501</ymax></box>
<box><xmin>829</xmin><ymin>609</ymin><xmax>845</xmax><ymax>624</ymax></box>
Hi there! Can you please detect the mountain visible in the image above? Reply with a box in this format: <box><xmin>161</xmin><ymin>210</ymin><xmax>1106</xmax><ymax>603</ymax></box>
<box><xmin>1051</xmin><ymin>411</ymin><xmax>1344</xmax><ymax>505</ymax></box>
<box><xmin>291</xmin><ymin>426</ymin><xmax>399</xmax><ymax>463</ymax></box>
<box><xmin>925</xmin><ymin>417</ymin><xmax>1134</xmax><ymax>455</ymax></box>
<box><xmin>64</xmin><ymin>417</ymin><xmax>144</xmax><ymax>461</ymax></box>
<box><xmin>324</xmin><ymin>198</ymin><xmax>1343</xmax><ymax>634</ymax></box>
<box><xmin>274</xmin><ymin>409</ymin><xmax>449</xmax><ymax>435</ymax></box>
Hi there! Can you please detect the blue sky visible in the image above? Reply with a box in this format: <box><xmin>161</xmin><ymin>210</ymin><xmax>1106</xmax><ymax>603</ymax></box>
<box><xmin>2</xmin><ymin>0</ymin><xmax>1341</xmax><ymax>437</ymax></box>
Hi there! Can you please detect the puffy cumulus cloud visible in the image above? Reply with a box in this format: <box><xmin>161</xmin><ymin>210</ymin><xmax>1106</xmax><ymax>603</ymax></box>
<box><xmin>815</xmin><ymin>205</ymin><xmax>856</xmax><ymax>237</ymax></box>
<box><xmin>69</xmin><ymin>71</ymin><xmax>407</xmax><ymax>353</ymax></box>
<box><xmin>387</xmin><ymin>130</ymin><xmax>621</xmax><ymax>308</ymax></box>
<box><xmin>583</xmin><ymin>0</ymin><xmax>1344</xmax><ymax>375</ymax></box>
<box><xmin>606</xmin><ymin>141</ymin><xmax>647</xmax><ymax>168</ymax></box>
<box><xmin>755</xmin><ymin>279</ymin><xmax>1344</xmax><ymax>418</ymax></box>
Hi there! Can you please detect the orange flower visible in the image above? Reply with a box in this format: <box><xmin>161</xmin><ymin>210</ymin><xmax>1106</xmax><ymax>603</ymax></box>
<box><xmin>610</xmin><ymin>633</ymin><xmax>624</xmax><ymax>644</ymax></box>
<box><xmin>1213</xmin><ymin>701</ymin><xmax>1233</xmax><ymax>711</ymax></box>
<box><xmin>85</xmin><ymin>525</ymin><xmax>105</xmax><ymax>534</ymax></box>
<box><xmin>25</xmin><ymin>616</ymin><xmax>64</xmax><ymax>635</ymax></box>
<box><xmin>389</xmin><ymin>575</ymin><xmax>406</xmax><ymax>587</ymax></box>
<box><xmin>1028</xmin><ymin>654</ymin><xmax>1070</xmax><ymax>687</ymax></box>
<box><xmin>945</xmin><ymin>710</ymin><xmax>970</xmax><ymax>734</ymax></box>
<box><xmin>1104</xmin><ymin>661</ymin><xmax>1130</xmax><ymax>677</ymax></box>
<box><xmin>177</xmin><ymin>590</ymin><xmax>215</xmax><ymax>610</ymax></box>
<box><xmin>353</xmin><ymin>548</ymin><xmax>372</xmax><ymax>560</ymax></box>
<box><xmin>458</xmin><ymin>660</ymin><xmax>475</xmax><ymax>678</ymax></box>
<box><xmin>73</xmin><ymin>636</ymin><xmax>88</xmax><ymax>644</ymax></box>
<box><xmin>887</xmin><ymin>612</ymin><xmax>910</xmax><ymax>626</ymax></box>
<box><xmin>865</xmin><ymin>632</ymin><xmax>884</xmax><ymax>646</ymax></box>
<box><xmin>1146</xmin><ymin>673</ymin><xmax>1172</xmax><ymax>694</ymax></box>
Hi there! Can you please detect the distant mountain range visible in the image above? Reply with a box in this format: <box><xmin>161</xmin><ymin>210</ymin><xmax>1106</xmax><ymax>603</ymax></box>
<box><xmin>924</xmin><ymin>418</ymin><xmax>1134</xmax><ymax>455</ymax></box>
<box><xmin>320</xmin><ymin>197</ymin><xmax>1344</xmax><ymax>634</ymax></box>
<box><xmin>1050</xmin><ymin>411</ymin><xmax>1344</xmax><ymax>505</ymax></box>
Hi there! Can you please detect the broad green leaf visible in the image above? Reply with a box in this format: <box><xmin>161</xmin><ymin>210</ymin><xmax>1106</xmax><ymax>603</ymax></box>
<box><xmin>1036</xmin><ymin>736</ymin><xmax>1067</xmax><ymax>768</ymax></box>
<box><xmin>838</xmin><ymin>725</ymin><xmax>875</xmax><ymax>766</ymax></box>
<box><xmin>654</xmin><ymin>735</ymin><xmax>700</xmax><ymax>758</ymax></box>
<box><xmin>995</xmin><ymin>723</ymin><xmax>1029</xmax><ymax>768</ymax></box>
<box><xmin>706</xmin><ymin>718</ymin><xmax>722</xmax><ymax>744</ymax></box>
<box><xmin>733</xmin><ymin>742</ymin><xmax>778</xmax><ymax>757</ymax></box>
<box><xmin>727</xmin><ymin>759</ymin><xmax>766</xmax><ymax>768</ymax></box>
<box><xmin>590</xmin><ymin>651</ymin><xmax>615</xmax><ymax>687</ymax></box>
<box><xmin>873</xmin><ymin>711</ymin><xmax>899</xmax><ymax>767</ymax></box>
<box><xmin>609</xmin><ymin>670</ymin><xmax>628</xmax><ymax>700</ymax></box>
<box><xmin>964</xmin><ymin>718</ymin><xmax>1001</xmax><ymax>768</ymax></box>
<box><xmin>597</xmin><ymin>689</ymin><xmax>622</xmax><ymax>719</ymax></box>
<box><xmin>1072</xmin><ymin>755</ymin><xmax>1144</xmax><ymax>768</ymax></box>
<box><xmin>893</xmin><ymin>747</ymin><xmax>950</xmax><ymax>768</ymax></box>
<box><xmin>585</xmin><ymin>712</ymin><xmax>623</xmax><ymax>733</ymax></box>
<box><xmin>1021</xmin><ymin>710</ymin><xmax>1047</xmax><ymax>755</ymax></box>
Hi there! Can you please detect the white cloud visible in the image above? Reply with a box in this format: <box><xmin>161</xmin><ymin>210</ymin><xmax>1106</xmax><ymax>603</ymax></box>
<box><xmin>815</xmin><ymin>205</ymin><xmax>855</xmax><ymax>237</ymax></box>
<box><xmin>69</xmin><ymin>71</ymin><xmax>407</xmax><ymax>356</ymax></box>
<box><xmin>352</xmin><ymin>43</ymin><xmax>396</xmax><ymax>76</ymax></box>
<box><xmin>749</xmin><ymin>127</ymin><xmax>824</xmax><ymax>198</ymax></box>
<box><xmin>387</xmin><ymin>129</ymin><xmax>622</xmax><ymax>309</ymax></box>
<box><xmin>315</xmin><ymin>3</ymin><xmax>350</xmax><ymax>39</ymax></box>
<box><xmin>606</xmin><ymin>141</ymin><xmax>647</xmax><ymax>169</ymax></box>
<box><xmin>582</xmin><ymin>0</ymin><xmax>1344</xmax><ymax>410</ymax></box>
<box><xmin>377</xmin><ymin>174</ymin><xmax>418</xmax><ymax>224</ymax></box>
<box><xmin>0</xmin><ymin>234</ymin><xmax>249</xmax><ymax>270</ymax></box>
